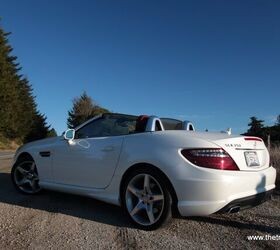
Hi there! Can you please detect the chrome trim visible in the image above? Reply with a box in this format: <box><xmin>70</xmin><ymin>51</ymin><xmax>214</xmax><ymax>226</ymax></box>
<box><xmin>235</xmin><ymin>148</ymin><xmax>264</xmax><ymax>151</ymax></box>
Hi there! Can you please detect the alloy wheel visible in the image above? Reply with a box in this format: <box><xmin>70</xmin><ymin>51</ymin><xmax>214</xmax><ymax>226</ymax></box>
<box><xmin>13</xmin><ymin>161</ymin><xmax>41</xmax><ymax>194</ymax></box>
<box><xmin>125</xmin><ymin>174</ymin><xmax>165</xmax><ymax>226</ymax></box>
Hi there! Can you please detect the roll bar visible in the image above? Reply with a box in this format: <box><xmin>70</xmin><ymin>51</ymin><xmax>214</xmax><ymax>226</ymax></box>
<box><xmin>182</xmin><ymin>120</ymin><xmax>195</xmax><ymax>131</ymax></box>
<box><xmin>145</xmin><ymin>116</ymin><xmax>195</xmax><ymax>132</ymax></box>
<box><xmin>145</xmin><ymin>116</ymin><xmax>165</xmax><ymax>132</ymax></box>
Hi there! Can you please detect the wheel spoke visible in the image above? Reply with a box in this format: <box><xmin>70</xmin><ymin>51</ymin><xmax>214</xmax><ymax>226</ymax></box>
<box><xmin>30</xmin><ymin>179</ymin><xmax>37</xmax><ymax>191</ymax></box>
<box><xmin>146</xmin><ymin>203</ymin><xmax>155</xmax><ymax>224</ymax></box>
<box><xmin>17</xmin><ymin>178</ymin><xmax>29</xmax><ymax>186</ymax></box>
<box><xmin>30</xmin><ymin>162</ymin><xmax>35</xmax><ymax>172</ymax></box>
<box><xmin>143</xmin><ymin>174</ymin><xmax>152</xmax><ymax>194</ymax></box>
<box><xmin>151</xmin><ymin>194</ymin><xmax>164</xmax><ymax>202</ymax></box>
<box><xmin>33</xmin><ymin>176</ymin><xmax>39</xmax><ymax>181</ymax></box>
<box><xmin>130</xmin><ymin>201</ymin><xmax>143</xmax><ymax>216</ymax></box>
<box><xmin>32</xmin><ymin>172</ymin><xmax>39</xmax><ymax>181</ymax></box>
<box><xmin>143</xmin><ymin>174</ymin><xmax>149</xmax><ymax>188</ymax></box>
<box><xmin>17</xmin><ymin>167</ymin><xmax>28</xmax><ymax>175</ymax></box>
<box><xmin>127</xmin><ymin>185</ymin><xmax>141</xmax><ymax>198</ymax></box>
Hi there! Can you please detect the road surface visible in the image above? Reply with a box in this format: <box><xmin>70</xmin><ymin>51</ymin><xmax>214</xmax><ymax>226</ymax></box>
<box><xmin>0</xmin><ymin>157</ymin><xmax>279</xmax><ymax>249</ymax></box>
<box><xmin>0</xmin><ymin>151</ymin><xmax>14</xmax><ymax>160</ymax></box>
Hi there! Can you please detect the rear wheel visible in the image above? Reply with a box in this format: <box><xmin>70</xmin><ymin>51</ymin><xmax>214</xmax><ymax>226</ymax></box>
<box><xmin>11</xmin><ymin>158</ymin><xmax>41</xmax><ymax>194</ymax></box>
<box><xmin>122</xmin><ymin>168</ymin><xmax>172</xmax><ymax>230</ymax></box>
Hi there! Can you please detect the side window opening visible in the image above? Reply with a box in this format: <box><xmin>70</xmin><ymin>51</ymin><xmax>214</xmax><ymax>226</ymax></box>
<box><xmin>75</xmin><ymin>114</ymin><xmax>140</xmax><ymax>139</ymax></box>
<box><xmin>75</xmin><ymin>118</ymin><xmax>104</xmax><ymax>139</ymax></box>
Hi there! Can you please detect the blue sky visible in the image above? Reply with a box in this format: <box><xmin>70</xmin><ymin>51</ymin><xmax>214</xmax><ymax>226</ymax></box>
<box><xmin>1</xmin><ymin>0</ymin><xmax>279</xmax><ymax>134</ymax></box>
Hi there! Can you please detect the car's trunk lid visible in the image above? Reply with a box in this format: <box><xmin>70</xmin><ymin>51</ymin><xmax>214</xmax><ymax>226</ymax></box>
<box><xmin>165</xmin><ymin>130</ymin><xmax>270</xmax><ymax>171</ymax></box>
<box><xmin>212</xmin><ymin>136</ymin><xmax>269</xmax><ymax>171</ymax></box>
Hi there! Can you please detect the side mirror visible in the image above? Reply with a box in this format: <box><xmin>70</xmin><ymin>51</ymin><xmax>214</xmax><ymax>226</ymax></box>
<box><xmin>64</xmin><ymin>129</ymin><xmax>75</xmax><ymax>141</ymax></box>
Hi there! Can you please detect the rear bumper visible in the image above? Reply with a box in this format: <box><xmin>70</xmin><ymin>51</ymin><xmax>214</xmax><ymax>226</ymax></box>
<box><xmin>176</xmin><ymin>166</ymin><xmax>276</xmax><ymax>216</ymax></box>
<box><xmin>215</xmin><ymin>190</ymin><xmax>274</xmax><ymax>214</ymax></box>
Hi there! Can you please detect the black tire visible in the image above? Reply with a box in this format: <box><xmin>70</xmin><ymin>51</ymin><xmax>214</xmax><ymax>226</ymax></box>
<box><xmin>121</xmin><ymin>167</ymin><xmax>172</xmax><ymax>230</ymax></box>
<box><xmin>11</xmin><ymin>156</ymin><xmax>41</xmax><ymax>195</ymax></box>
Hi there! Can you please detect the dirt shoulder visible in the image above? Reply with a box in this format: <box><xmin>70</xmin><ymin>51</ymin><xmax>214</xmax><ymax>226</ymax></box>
<box><xmin>0</xmin><ymin>159</ymin><xmax>279</xmax><ymax>249</ymax></box>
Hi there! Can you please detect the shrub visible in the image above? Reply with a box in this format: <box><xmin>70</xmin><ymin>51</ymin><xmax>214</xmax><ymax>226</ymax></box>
<box><xmin>270</xmin><ymin>146</ymin><xmax>280</xmax><ymax>190</ymax></box>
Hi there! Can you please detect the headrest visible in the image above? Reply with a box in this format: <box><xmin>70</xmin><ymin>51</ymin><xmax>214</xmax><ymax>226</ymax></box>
<box><xmin>135</xmin><ymin>115</ymin><xmax>149</xmax><ymax>132</ymax></box>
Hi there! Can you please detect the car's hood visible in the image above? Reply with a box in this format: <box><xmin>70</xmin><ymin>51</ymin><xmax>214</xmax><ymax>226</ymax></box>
<box><xmin>25</xmin><ymin>136</ymin><xmax>60</xmax><ymax>147</ymax></box>
<box><xmin>16</xmin><ymin>136</ymin><xmax>61</xmax><ymax>154</ymax></box>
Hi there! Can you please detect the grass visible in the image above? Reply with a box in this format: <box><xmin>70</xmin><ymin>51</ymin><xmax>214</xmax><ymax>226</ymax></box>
<box><xmin>0</xmin><ymin>134</ymin><xmax>20</xmax><ymax>150</ymax></box>
<box><xmin>270</xmin><ymin>146</ymin><xmax>280</xmax><ymax>190</ymax></box>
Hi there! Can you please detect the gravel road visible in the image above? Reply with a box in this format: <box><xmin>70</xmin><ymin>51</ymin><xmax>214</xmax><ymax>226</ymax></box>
<box><xmin>0</xmin><ymin>151</ymin><xmax>14</xmax><ymax>159</ymax></box>
<box><xmin>0</xmin><ymin>158</ymin><xmax>279</xmax><ymax>250</ymax></box>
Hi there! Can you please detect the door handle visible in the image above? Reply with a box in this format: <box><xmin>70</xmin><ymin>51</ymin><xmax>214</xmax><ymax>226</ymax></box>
<box><xmin>101</xmin><ymin>146</ymin><xmax>114</xmax><ymax>152</ymax></box>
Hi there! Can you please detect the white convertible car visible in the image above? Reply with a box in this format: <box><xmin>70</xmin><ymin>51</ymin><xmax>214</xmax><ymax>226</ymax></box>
<box><xmin>11</xmin><ymin>113</ymin><xmax>276</xmax><ymax>230</ymax></box>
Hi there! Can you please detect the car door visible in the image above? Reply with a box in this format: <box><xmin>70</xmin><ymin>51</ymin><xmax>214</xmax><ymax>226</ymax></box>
<box><xmin>52</xmin><ymin>116</ymin><xmax>127</xmax><ymax>189</ymax></box>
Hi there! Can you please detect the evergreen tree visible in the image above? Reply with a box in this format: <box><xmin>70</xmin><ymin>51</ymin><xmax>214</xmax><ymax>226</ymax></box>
<box><xmin>276</xmin><ymin>115</ymin><xmax>280</xmax><ymax>126</ymax></box>
<box><xmin>24</xmin><ymin>113</ymin><xmax>50</xmax><ymax>143</ymax></box>
<box><xmin>17</xmin><ymin>78</ymin><xmax>38</xmax><ymax>139</ymax></box>
<box><xmin>67</xmin><ymin>92</ymin><xmax>109</xmax><ymax>128</ymax></box>
<box><xmin>243</xmin><ymin>116</ymin><xmax>280</xmax><ymax>145</ymax></box>
<box><xmin>0</xmin><ymin>23</ymin><xmax>53</xmax><ymax>143</ymax></box>
<box><xmin>268</xmin><ymin>115</ymin><xmax>280</xmax><ymax>145</ymax></box>
<box><xmin>246</xmin><ymin>116</ymin><xmax>265</xmax><ymax>138</ymax></box>
<box><xmin>0</xmin><ymin>28</ymin><xmax>22</xmax><ymax>138</ymax></box>
<box><xmin>47</xmin><ymin>128</ymin><xmax>57</xmax><ymax>137</ymax></box>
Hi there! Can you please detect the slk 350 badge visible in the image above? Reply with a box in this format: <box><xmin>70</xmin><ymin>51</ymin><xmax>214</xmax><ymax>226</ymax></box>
<box><xmin>225</xmin><ymin>143</ymin><xmax>241</xmax><ymax>147</ymax></box>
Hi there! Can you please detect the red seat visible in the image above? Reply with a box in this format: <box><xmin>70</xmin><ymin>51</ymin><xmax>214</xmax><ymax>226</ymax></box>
<box><xmin>135</xmin><ymin>115</ymin><xmax>149</xmax><ymax>132</ymax></box>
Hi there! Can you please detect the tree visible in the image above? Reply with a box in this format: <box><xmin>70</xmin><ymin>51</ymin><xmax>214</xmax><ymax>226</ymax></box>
<box><xmin>0</xmin><ymin>27</ymin><xmax>22</xmax><ymax>138</ymax></box>
<box><xmin>24</xmin><ymin>113</ymin><xmax>50</xmax><ymax>143</ymax></box>
<box><xmin>246</xmin><ymin>116</ymin><xmax>265</xmax><ymax>138</ymax></box>
<box><xmin>17</xmin><ymin>78</ymin><xmax>38</xmax><ymax>139</ymax></box>
<box><xmin>67</xmin><ymin>92</ymin><xmax>109</xmax><ymax>128</ymax></box>
<box><xmin>267</xmin><ymin>114</ymin><xmax>280</xmax><ymax>145</ymax></box>
<box><xmin>0</xmin><ymin>23</ymin><xmax>53</xmax><ymax>143</ymax></box>
<box><xmin>276</xmin><ymin>115</ymin><xmax>280</xmax><ymax>126</ymax></box>
<box><xmin>47</xmin><ymin>128</ymin><xmax>57</xmax><ymax>137</ymax></box>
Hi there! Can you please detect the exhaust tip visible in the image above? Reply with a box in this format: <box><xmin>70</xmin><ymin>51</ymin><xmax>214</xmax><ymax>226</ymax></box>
<box><xmin>228</xmin><ymin>206</ymin><xmax>240</xmax><ymax>213</ymax></box>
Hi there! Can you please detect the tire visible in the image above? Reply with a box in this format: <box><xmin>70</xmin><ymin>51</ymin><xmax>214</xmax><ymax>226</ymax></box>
<box><xmin>121</xmin><ymin>167</ymin><xmax>172</xmax><ymax>230</ymax></box>
<box><xmin>11</xmin><ymin>156</ymin><xmax>41</xmax><ymax>195</ymax></box>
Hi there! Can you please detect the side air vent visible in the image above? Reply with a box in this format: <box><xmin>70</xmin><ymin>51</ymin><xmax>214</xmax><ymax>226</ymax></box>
<box><xmin>39</xmin><ymin>151</ymin><xmax>51</xmax><ymax>157</ymax></box>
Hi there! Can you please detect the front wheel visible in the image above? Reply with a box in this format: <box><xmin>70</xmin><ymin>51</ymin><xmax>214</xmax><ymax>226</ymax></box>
<box><xmin>122</xmin><ymin>169</ymin><xmax>172</xmax><ymax>230</ymax></box>
<box><xmin>11</xmin><ymin>159</ymin><xmax>41</xmax><ymax>194</ymax></box>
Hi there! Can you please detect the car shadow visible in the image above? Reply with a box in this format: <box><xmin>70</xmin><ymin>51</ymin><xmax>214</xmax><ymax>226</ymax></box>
<box><xmin>1</xmin><ymin>171</ymin><xmax>279</xmax><ymax>233</ymax></box>
<box><xmin>0</xmin><ymin>172</ymin><xmax>134</xmax><ymax>229</ymax></box>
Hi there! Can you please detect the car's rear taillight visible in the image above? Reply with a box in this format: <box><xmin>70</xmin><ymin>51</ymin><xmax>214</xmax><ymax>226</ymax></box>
<box><xmin>181</xmin><ymin>148</ymin><xmax>239</xmax><ymax>171</ymax></box>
